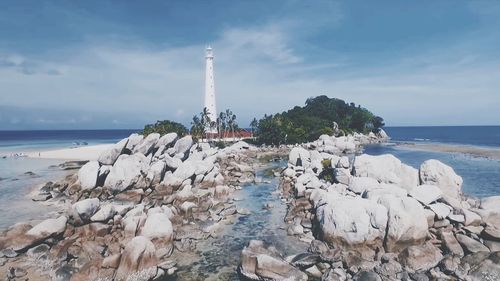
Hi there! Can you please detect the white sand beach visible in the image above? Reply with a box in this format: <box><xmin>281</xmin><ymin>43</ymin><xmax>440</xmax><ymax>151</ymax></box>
<box><xmin>25</xmin><ymin>144</ymin><xmax>112</xmax><ymax>161</ymax></box>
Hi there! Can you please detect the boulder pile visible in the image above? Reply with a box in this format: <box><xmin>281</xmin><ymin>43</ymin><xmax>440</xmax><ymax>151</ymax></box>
<box><xmin>0</xmin><ymin>133</ymin><xmax>258</xmax><ymax>280</ymax></box>
<box><xmin>279</xmin><ymin>134</ymin><xmax>500</xmax><ymax>280</ymax></box>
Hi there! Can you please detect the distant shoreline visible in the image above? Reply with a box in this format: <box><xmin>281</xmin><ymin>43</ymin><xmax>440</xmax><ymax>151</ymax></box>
<box><xmin>22</xmin><ymin>144</ymin><xmax>112</xmax><ymax>161</ymax></box>
<box><xmin>396</xmin><ymin>142</ymin><xmax>500</xmax><ymax>160</ymax></box>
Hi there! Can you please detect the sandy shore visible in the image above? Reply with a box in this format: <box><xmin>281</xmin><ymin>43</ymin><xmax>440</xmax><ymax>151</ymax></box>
<box><xmin>398</xmin><ymin>142</ymin><xmax>500</xmax><ymax>159</ymax></box>
<box><xmin>25</xmin><ymin>144</ymin><xmax>112</xmax><ymax>161</ymax></box>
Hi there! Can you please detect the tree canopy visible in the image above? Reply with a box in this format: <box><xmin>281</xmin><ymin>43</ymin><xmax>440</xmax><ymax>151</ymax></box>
<box><xmin>142</xmin><ymin>120</ymin><xmax>188</xmax><ymax>136</ymax></box>
<box><xmin>254</xmin><ymin>95</ymin><xmax>384</xmax><ymax>145</ymax></box>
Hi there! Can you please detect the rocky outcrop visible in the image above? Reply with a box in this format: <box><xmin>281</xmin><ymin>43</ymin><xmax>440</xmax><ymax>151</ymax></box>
<box><xmin>104</xmin><ymin>153</ymin><xmax>150</xmax><ymax>193</ymax></box>
<box><xmin>115</xmin><ymin>236</ymin><xmax>158</xmax><ymax>281</ymax></box>
<box><xmin>239</xmin><ymin>240</ymin><xmax>307</xmax><ymax>281</ymax></box>
<box><xmin>419</xmin><ymin>159</ymin><xmax>463</xmax><ymax>208</ymax></box>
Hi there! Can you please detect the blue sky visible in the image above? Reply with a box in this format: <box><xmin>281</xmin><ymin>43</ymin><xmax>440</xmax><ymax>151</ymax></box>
<box><xmin>1</xmin><ymin>0</ymin><xmax>499</xmax><ymax>129</ymax></box>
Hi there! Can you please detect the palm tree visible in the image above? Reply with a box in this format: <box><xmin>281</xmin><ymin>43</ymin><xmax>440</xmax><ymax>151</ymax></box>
<box><xmin>225</xmin><ymin>109</ymin><xmax>233</xmax><ymax>139</ymax></box>
<box><xmin>191</xmin><ymin>115</ymin><xmax>203</xmax><ymax>140</ymax></box>
<box><xmin>250</xmin><ymin>118</ymin><xmax>258</xmax><ymax>138</ymax></box>
<box><xmin>218</xmin><ymin>111</ymin><xmax>226</xmax><ymax>140</ymax></box>
<box><xmin>200</xmin><ymin>107</ymin><xmax>213</xmax><ymax>141</ymax></box>
<box><xmin>230</xmin><ymin>113</ymin><xmax>237</xmax><ymax>141</ymax></box>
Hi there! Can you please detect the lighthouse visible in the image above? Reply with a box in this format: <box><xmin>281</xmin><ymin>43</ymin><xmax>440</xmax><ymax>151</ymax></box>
<box><xmin>204</xmin><ymin>46</ymin><xmax>217</xmax><ymax>133</ymax></box>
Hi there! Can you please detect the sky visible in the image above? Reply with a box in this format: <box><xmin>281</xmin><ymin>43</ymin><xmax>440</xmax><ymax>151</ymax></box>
<box><xmin>1</xmin><ymin>0</ymin><xmax>500</xmax><ymax>130</ymax></box>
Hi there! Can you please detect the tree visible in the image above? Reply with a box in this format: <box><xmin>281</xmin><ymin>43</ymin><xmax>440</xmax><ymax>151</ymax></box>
<box><xmin>190</xmin><ymin>115</ymin><xmax>203</xmax><ymax>140</ymax></box>
<box><xmin>142</xmin><ymin>120</ymin><xmax>188</xmax><ymax>136</ymax></box>
<box><xmin>254</xmin><ymin>95</ymin><xmax>384</xmax><ymax>145</ymax></box>
<box><xmin>250</xmin><ymin>118</ymin><xmax>258</xmax><ymax>137</ymax></box>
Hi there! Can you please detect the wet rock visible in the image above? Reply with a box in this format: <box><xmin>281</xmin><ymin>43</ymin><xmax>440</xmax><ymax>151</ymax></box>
<box><xmin>239</xmin><ymin>240</ymin><xmax>307</xmax><ymax>281</ymax></box>
<box><xmin>399</xmin><ymin>242</ymin><xmax>443</xmax><ymax>273</ymax></box>
<box><xmin>115</xmin><ymin>236</ymin><xmax>158</xmax><ymax>281</ymax></box>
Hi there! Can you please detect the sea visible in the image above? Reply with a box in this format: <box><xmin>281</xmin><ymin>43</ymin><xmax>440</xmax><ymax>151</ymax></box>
<box><xmin>0</xmin><ymin>127</ymin><xmax>499</xmax><ymax>230</ymax></box>
<box><xmin>0</xmin><ymin>130</ymin><xmax>138</xmax><ymax>229</ymax></box>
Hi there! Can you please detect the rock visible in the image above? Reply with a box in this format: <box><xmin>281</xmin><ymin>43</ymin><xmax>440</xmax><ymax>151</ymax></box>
<box><xmin>77</xmin><ymin>161</ymin><xmax>100</xmax><ymax>190</ymax></box>
<box><xmin>26</xmin><ymin>216</ymin><xmax>67</xmax><ymax>238</ymax></box>
<box><xmin>102</xmin><ymin>253</ymin><xmax>121</xmax><ymax>269</ymax></box>
<box><xmin>315</xmin><ymin>196</ymin><xmax>387</xmax><ymax>249</ymax></box>
<box><xmin>97</xmin><ymin>165</ymin><xmax>111</xmax><ymax>187</ymax></box>
<box><xmin>440</xmin><ymin>231</ymin><xmax>464</xmax><ymax>257</ymax></box>
<box><xmin>72</xmin><ymin>198</ymin><xmax>100</xmax><ymax>222</ymax></box>
<box><xmin>125</xmin><ymin>133</ymin><xmax>144</xmax><ymax>152</ymax></box>
<box><xmin>362</xmin><ymin>184</ymin><xmax>408</xmax><ymax>201</ymax></box>
<box><xmin>409</xmin><ymin>185</ymin><xmax>443</xmax><ymax>205</ymax></box>
<box><xmin>334</xmin><ymin>168</ymin><xmax>351</xmax><ymax>185</ymax></box>
<box><xmin>468</xmin><ymin>256</ymin><xmax>500</xmax><ymax>281</ymax></box>
<box><xmin>429</xmin><ymin>203</ymin><xmax>452</xmax><ymax>220</ymax></box>
<box><xmin>419</xmin><ymin>160</ymin><xmax>462</xmax><ymax>207</ymax></box>
<box><xmin>349</xmin><ymin>177</ymin><xmax>380</xmax><ymax>194</ymax></box>
<box><xmin>146</xmin><ymin>160</ymin><xmax>166</xmax><ymax>187</ymax></box>
<box><xmin>133</xmin><ymin>133</ymin><xmax>160</xmax><ymax>155</ymax></box>
<box><xmin>399</xmin><ymin>242</ymin><xmax>443</xmax><ymax>273</ymax></box>
<box><xmin>353</xmin><ymin>271</ymin><xmax>382</xmax><ymax>281</ymax></box>
<box><xmin>115</xmin><ymin>236</ymin><xmax>158</xmax><ymax>281</ymax></box>
<box><xmin>239</xmin><ymin>240</ymin><xmax>307</xmax><ymax>281</ymax></box>
<box><xmin>141</xmin><ymin>212</ymin><xmax>173</xmax><ymax>241</ymax></box>
<box><xmin>98</xmin><ymin>138</ymin><xmax>128</xmax><ymax>165</ymax></box>
<box><xmin>289</xmin><ymin>147</ymin><xmax>311</xmax><ymax>167</ymax></box>
<box><xmin>482</xmin><ymin>226</ymin><xmax>500</xmax><ymax>242</ymax></box>
<box><xmin>377</xmin><ymin>195</ymin><xmax>428</xmax><ymax>252</ymax></box>
<box><xmin>353</xmin><ymin>154</ymin><xmax>418</xmax><ymax>191</ymax></box>
<box><xmin>90</xmin><ymin>204</ymin><xmax>116</xmax><ymax>222</ymax></box>
<box><xmin>156</xmin><ymin>133</ymin><xmax>178</xmax><ymax>149</ymax></box>
<box><xmin>104</xmin><ymin>154</ymin><xmax>149</xmax><ymax>193</ymax></box>
<box><xmin>448</xmin><ymin>214</ymin><xmax>465</xmax><ymax>224</ymax></box>
<box><xmin>462</xmin><ymin>208</ymin><xmax>482</xmax><ymax>226</ymax></box>
<box><xmin>456</xmin><ymin>234</ymin><xmax>490</xmax><ymax>253</ymax></box>
<box><xmin>337</xmin><ymin>156</ymin><xmax>350</xmax><ymax>169</ymax></box>
<box><xmin>478</xmin><ymin>196</ymin><xmax>500</xmax><ymax>228</ymax></box>
<box><xmin>26</xmin><ymin>243</ymin><xmax>50</xmax><ymax>259</ymax></box>
<box><xmin>173</xmin><ymin>135</ymin><xmax>193</xmax><ymax>156</ymax></box>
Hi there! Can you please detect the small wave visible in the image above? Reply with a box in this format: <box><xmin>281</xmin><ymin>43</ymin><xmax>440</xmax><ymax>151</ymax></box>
<box><xmin>413</xmin><ymin>138</ymin><xmax>430</xmax><ymax>142</ymax></box>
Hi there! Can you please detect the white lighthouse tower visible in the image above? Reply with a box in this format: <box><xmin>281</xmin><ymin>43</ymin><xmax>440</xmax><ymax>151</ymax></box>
<box><xmin>204</xmin><ymin>46</ymin><xmax>217</xmax><ymax>133</ymax></box>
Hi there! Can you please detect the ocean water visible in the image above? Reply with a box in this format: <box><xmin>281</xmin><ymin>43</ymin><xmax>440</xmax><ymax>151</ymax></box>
<box><xmin>364</xmin><ymin>126</ymin><xmax>500</xmax><ymax>198</ymax></box>
<box><xmin>383</xmin><ymin>126</ymin><xmax>500</xmax><ymax>148</ymax></box>
<box><xmin>0</xmin><ymin>129</ymin><xmax>137</xmax><ymax>229</ymax></box>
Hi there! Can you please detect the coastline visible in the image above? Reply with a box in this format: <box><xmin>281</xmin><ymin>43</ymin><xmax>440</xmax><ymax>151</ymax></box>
<box><xmin>396</xmin><ymin>141</ymin><xmax>500</xmax><ymax>160</ymax></box>
<box><xmin>22</xmin><ymin>144</ymin><xmax>112</xmax><ymax>161</ymax></box>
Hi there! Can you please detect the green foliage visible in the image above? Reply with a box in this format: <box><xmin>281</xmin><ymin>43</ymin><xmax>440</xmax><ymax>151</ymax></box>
<box><xmin>214</xmin><ymin>141</ymin><xmax>227</xmax><ymax>149</ymax></box>
<box><xmin>321</xmin><ymin>159</ymin><xmax>332</xmax><ymax>169</ymax></box>
<box><xmin>142</xmin><ymin>120</ymin><xmax>188</xmax><ymax>136</ymax></box>
<box><xmin>254</xmin><ymin>95</ymin><xmax>384</xmax><ymax>145</ymax></box>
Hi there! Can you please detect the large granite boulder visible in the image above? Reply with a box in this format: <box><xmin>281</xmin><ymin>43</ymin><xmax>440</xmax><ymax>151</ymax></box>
<box><xmin>26</xmin><ymin>216</ymin><xmax>67</xmax><ymax>238</ymax></box>
<box><xmin>125</xmin><ymin>134</ymin><xmax>144</xmax><ymax>152</ymax></box>
<box><xmin>289</xmin><ymin>147</ymin><xmax>311</xmax><ymax>167</ymax></box>
<box><xmin>377</xmin><ymin>195</ymin><xmax>428</xmax><ymax>252</ymax></box>
<box><xmin>399</xmin><ymin>242</ymin><xmax>443</xmax><ymax>273</ymax></box>
<box><xmin>115</xmin><ymin>236</ymin><xmax>158</xmax><ymax>281</ymax></box>
<box><xmin>173</xmin><ymin>135</ymin><xmax>193</xmax><ymax>156</ymax></box>
<box><xmin>239</xmin><ymin>240</ymin><xmax>307</xmax><ymax>281</ymax></box>
<box><xmin>77</xmin><ymin>160</ymin><xmax>100</xmax><ymax>190</ymax></box>
<box><xmin>477</xmin><ymin>196</ymin><xmax>500</xmax><ymax>228</ymax></box>
<box><xmin>133</xmin><ymin>133</ymin><xmax>160</xmax><ymax>155</ymax></box>
<box><xmin>72</xmin><ymin>198</ymin><xmax>100</xmax><ymax>222</ymax></box>
<box><xmin>104</xmin><ymin>153</ymin><xmax>149</xmax><ymax>193</ymax></box>
<box><xmin>419</xmin><ymin>160</ymin><xmax>463</xmax><ymax>208</ymax></box>
<box><xmin>315</xmin><ymin>196</ymin><xmax>388</xmax><ymax>249</ymax></box>
<box><xmin>155</xmin><ymin>132</ymin><xmax>178</xmax><ymax>149</ymax></box>
<box><xmin>98</xmin><ymin>138</ymin><xmax>128</xmax><ymax>165</ymax></box>
<box><xmin>409</xmin><ymin>184</ymin><xmax>443</xmax><ymax>205</ymax></box>
<box><xmin>146</xmin><ymin>160</ymin><xmax>166</xmax><ymax>187</ymax></box>
<box><xmin>353</xmin><ymin>154</ymin><xmax>418</xmax><ymax>191</ymax></box>
<box><xmin>141</xmin><ymin>212</ymin><xmax>173</xmax><ymax>241</ymax></box>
